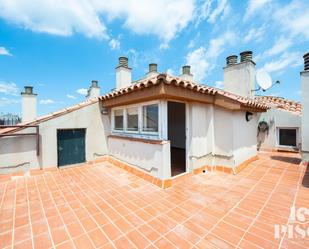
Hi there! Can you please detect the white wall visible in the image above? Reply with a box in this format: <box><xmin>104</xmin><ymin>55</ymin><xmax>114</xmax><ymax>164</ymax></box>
<box><xmin>223</xmin><ymin>61</ymin><xmax>255</xmax><ymax>98</ymax></box>
<box><xmin>0</xmin><ymin>102</ymin><xmax>110</xmax><ymax>171</ymax></box>
<box><xmin>257</xmin><ymin>108</ymin><xmax>301</xmax><ymax>150</ymax></box>
<box><xmin>22</xmin><ymin>94</ymin><xmax>37</xmax><ymax>122</ymax></box>
<box><xmin>108</xmin><ymin>137</ymin><xmax>171</xmax><ymax>179</ymax></box>
<box><xmin>301</xmin><ymin>71</ymin><xmax>309</xmax><ymax>161</ymax></box>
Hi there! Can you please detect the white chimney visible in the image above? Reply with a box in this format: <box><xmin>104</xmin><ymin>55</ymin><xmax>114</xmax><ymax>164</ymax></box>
<box><xmin>86</xmin><ymin>80</ymin><xmax>100</xmax><ymax>99</ymax></box>
<box><xmin>301</xmin><ymin>52</ymin><xmax>309</xmax><ymax>162</ymax></box>
<box><xmin>180</xmin><ymin>65</ymin><xmax>193</xmax><ymax>81</ymax></box>
<box><xmin>21</xmin><ymin>86</ymin><xmax>37</xmax><ymax>122</ymax></box>
<box><xmin>116</xmin><ymin>57</ymin><xmax>132</xmax><ymax>90</ymax></box>
<box><xmin>223</xmin><ymin>51</ymin><xmax>255</xmax><ymax>98</ymax></box>
<box><xmin>147</xmin><ymin>63</ymin><xmax>159</xmax><ymax>78</ymax></box>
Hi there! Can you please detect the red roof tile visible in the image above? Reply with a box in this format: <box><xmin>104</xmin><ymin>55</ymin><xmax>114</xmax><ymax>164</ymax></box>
<box><xmin>255</xmin><ymin>96</ymin><xmax>301</xmax><ymax>115</ymax></box>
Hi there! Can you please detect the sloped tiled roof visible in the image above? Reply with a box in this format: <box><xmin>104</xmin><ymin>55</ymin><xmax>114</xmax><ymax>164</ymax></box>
<box><xmin>255</xmin><ymin>96</ymin><xmax>301</xmax><ymax>115</ymax></box>
<box><xmin>100</xmin><ymin>73</ymin><xmax>268</xmax><ymax>110</ymax></box>
<box><xmin>0</xmin><ymin>98</ymin><xmax>99</xmax><ymax>135</ymax></box>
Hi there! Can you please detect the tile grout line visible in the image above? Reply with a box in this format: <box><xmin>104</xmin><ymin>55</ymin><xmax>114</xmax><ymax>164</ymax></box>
<box><xmin>235</xmin><ymin>158</ymin><xmax>291</xmax><ymax>248</ymax></box>
<box><xmin>11</xmin><ymin>180</ymin><xmax>17</xmax><ymax>248</ymax></box>
<box><xmin>192</xmin><ymin>158</ymin><xmax>274</xmax><ymax>247</ymax></box>
<box><xmin>25</xmin><ymin>177</ymin><xmax>35</xmax><ymax>249</ymax></box>
<box><xmin>278</xmin><ymin>160</ymin><xmax>306</xmax><ymax>249</ymax></box>
<box><xmin>34</xmin><ymin>175</ymin><xmax>57</xmax><ymax>249</ymax></box>
<box><xmin>56</xmin><ymin>168</ymin><xmax>122</xmax><ymax>249</ymax></box>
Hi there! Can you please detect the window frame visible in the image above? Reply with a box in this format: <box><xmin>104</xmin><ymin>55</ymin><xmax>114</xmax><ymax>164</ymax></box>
<box><xmin>277</xmin><ymin>127</ymin><xmax>298</xmax><ymax>148</ymax></box>
<box><xmin>125</xmin><ymin>106</ymin><xmax>139</xmax><ymax>133</ymax></box>
<box><xmin>111</xmin><ymin>101</ymin><xmax>160</xmax><ymax>137</ymax></box>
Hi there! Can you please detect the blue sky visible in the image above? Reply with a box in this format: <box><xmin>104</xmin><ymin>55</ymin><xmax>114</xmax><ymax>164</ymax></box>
<box><xmin>0</xmin><ymin>0</ymin><xmax>308</xmax><ymax>116</ymax></box>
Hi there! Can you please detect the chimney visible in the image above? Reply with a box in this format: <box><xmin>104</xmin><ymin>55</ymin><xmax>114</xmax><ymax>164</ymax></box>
<box><xmin>116</xmin><ymin>56</ymin><xmax>132</xmax><ymax>90</ymax></box>
<box><xmin>21</xmin><ymin>86</ymin><xmax>37</xmax><ymax>122</ymax></box>
<box><xmin>223</xmin><ymin>51</ymin><xmax>256</xmax><ymax>98</ymax></box>
<box><xmin>147</xmin><ymin>63</ymin><xmax>158</xmax><ymax>77</ymax></box>
<box><xmin>301</xmin><ymin>52</ymin><xmax>309</xmax><ymax>162</ymax></box>
<box><xmin>180</xmin><ymin>65</ymin><xmax>193</xmax><ymax>81</ymax></box>
<box><xmin>86</xmin><ymin>80</ymin><xmax>100</xmax><ymax>99</ymax></box>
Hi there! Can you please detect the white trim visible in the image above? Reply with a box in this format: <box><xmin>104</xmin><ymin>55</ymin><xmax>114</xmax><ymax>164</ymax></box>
<box><xmin>276</xmin><ymin>127</ymin><xmax>299</xmax><ymax>148</ymax></box>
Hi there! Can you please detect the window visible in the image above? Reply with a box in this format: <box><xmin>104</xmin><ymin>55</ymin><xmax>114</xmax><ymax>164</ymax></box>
<box><xmin>143</xmin><ymin>104</ymin><xmax>158</xmax><ymax>132</ymax></box>
<box><xmin>279</xmin><ymin>128</ymin><xmax>297</xmax><ymax>147</ymax></box>
<box><xmin>126</xmin><ymin>107</ymin><xmax>138</xmax><ymax>131</ymax></box>
<box><xmin>114</xmin><ymin>109</ymin><xmax>124</xmax><ymax>130</ymax></box>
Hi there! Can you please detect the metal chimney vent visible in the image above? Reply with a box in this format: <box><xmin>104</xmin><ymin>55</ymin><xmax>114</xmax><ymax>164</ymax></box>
<box><xmin>118</xmin><ymin>57</ymin><xmax>128</xmax><ymax>68</ymax></box>
<box><xmin>182</xmin><ymin>65</ymin><xmax>191</xmax><ymax>75</ymax></box>
<box><xmin>149</xmin><ymin>63</ymin><xmax>157</xmax><ymax>73</ymax></box>
<box><xmin>23</xmin><ymin>86</ymin><xmax>34</xmax><ymax>94</ymax></box>
<box><xmin>304</xmin><ymin>52</ymin><xmax>309</xmax><ymax>71</ymax></box>
<box><xmin>91</xmin><ymin>80</ymin><xmax>98</xmax><ymax>88</ymax></box>
<box><xmin>240</xmin><ymin>51</ymin><xmax>253</xmax><ymax>62</ymax></box>
<box><xmin>226</xmin><ymin>55</ymin><xmax>238</xmax><ymax>66</ymax></box>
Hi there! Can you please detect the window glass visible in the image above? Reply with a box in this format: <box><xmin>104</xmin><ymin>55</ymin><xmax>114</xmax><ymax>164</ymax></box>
<box><xmin>143</xmin><ymin>104</ymin><xmax>158</xmax><ymax>132</ymax></box>
<box><xmin>126</xmin><ymin>107</ymin><xmax>138</xmax><ymax>131</ymax></box>
<box><xmin>279</xmin><ymin>129</ymin><xmax>296</xmax><ymax>146</ymax></box>
<box><xmin>114</xmin><ymin>109</ymin><xmax>124</xmax><ymax>130</ymax></box>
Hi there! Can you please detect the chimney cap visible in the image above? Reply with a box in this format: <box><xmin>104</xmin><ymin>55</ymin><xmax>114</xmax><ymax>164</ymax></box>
<box><xmin>182</xmin><ymin>65</ymin><xmax>192</xmax><ymax>75</ymax></box>
<box><xmin>149</xmin><ymin>63</ymin><xmax>158</xmax><ymax>72</ymax></box>
<box><xmin>91</xmin><ymin>80</ymin><xmax>99</xmax><ymax>88</ymax></box>
<box><xmin>240</xmin><ymin>51</ymin><xmax>253</xmax><ymax>62</ymax></box>
<box><xmin>117</xmin><ymin>56</ymin><xmax>129</xmax><ymax>68</ymax></box>
<box><xmin>226</xmin><ymin>55</ymin><xmax>238</xmax><ymax>66</ymax></box>
<box><xmin>21</xmin><ymin>86</ymin><xmax>37</xmax><ymax>95</ymax></box>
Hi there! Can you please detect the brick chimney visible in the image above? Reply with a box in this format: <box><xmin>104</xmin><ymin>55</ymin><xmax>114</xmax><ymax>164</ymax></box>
<box><xmin>21</xmin><ymin>86</ymin><xmax>37</xmax><ymax>122</ymax></box>
<box><xmin>223</xmin><ymin>50</ymin><xmax>255</xmax><ymax>98</ymax></box>
<box><xmin>116</xmin><ymin>57</ymin><xmax>132</xmax><ymax>90</ymax></box>
<box><xmin>86</xmin><ymin>80</ymin><xmax>100</xmax><ymax>99</ymax></box>
<box><xmin>180</xmin><ymin>65</ymin><xmax>193</xmax><ymax>81</ymax></box>
<box><xmin>301</xmin><ymin>52</ymin><xmax>309</xmax><ymax>162</ymax></box>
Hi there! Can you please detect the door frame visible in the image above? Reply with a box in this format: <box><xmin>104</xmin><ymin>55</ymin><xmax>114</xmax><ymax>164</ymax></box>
<box><xmin>167</xmin><ymin>100</ymin><xmax>188</xmax><ymax>176</ymax></box>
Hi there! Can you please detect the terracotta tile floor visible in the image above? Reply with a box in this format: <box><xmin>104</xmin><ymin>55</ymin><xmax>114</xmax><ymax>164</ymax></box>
<box><xmin>0</xmin><ymin>152</ymin><xmax>308</xmax><ymax>249</ymax></box>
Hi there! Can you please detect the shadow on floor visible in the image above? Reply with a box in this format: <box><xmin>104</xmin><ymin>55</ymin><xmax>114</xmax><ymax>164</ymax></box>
<box><xmin>270</xmin><ymin>155</ymin><xmax>301</xmax><ymax>165</ymax></box>
<box><xmin>302</xmin><ymin>164</ymin><xmax>309</xmax><ymax>188</ymax></box>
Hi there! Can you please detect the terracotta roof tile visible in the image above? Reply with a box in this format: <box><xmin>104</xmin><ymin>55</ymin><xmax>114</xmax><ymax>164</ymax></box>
<box><xmin>255</xmin><ymin>96</ymin><xmax>301</xmax><ymax>115</ymax></box>
<box><xmin>0</xmin><ymin>97</ymin><xmax>99</xmax><ymax>135</ymax></box>
<box><xmin>99</xmin><ymin>73</ymin><xmax>268</xmax><ymax>110</ymax></box>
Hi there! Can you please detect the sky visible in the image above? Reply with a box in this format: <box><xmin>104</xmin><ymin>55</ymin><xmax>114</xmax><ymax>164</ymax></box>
<box><xmin>0</xmin><ymin>0</ymin><xmax>308</xmax><ymax>116</ymax></box>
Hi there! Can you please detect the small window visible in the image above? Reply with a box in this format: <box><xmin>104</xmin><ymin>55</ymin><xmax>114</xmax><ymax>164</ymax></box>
<box><xmin>114</xmin><ymin>109</ymin><xmax>124</xmax><ymax>130</ymax></box>
<box><xmin>126</xmin><ymin>107</ymin><xmax>138</xmax><ymax>131</ymax></box>
<box><xmin>279</xmin><ymin>129</ymin><xmax>297</xmax><ymax>147</ymax></box>
<box><xmin>143</xmin><ymin>104</ymin><xmax>158</xmax><ymax>132</ymax></box>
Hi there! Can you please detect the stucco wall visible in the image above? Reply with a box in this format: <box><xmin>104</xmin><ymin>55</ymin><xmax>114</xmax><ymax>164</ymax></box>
<box><xmin>257</xmin><ymin>108</ymin><xmax>301</xmax><ymax>151</ymax></box>
<box><xmin>108</xmin><ymin>137</ymin><xmax>171</xmax><ymax>179</ymax></box>
<box><xmin>0</xmin><ymin>102</ymin><xmax>110</xmax><ymax>172</ymax></box>
<box><xmin>301</xmin><ymin>72</ymin><xmax>309</xmax><ymax>161</ymax></box>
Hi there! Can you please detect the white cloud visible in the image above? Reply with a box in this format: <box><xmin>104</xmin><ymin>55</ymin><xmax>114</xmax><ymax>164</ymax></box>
<box><xmin>0</xmin><ymin>97</ymin><xmax>19</xmax><ymax>106</ymax></box>
<box><xmin>208</xmin><ymin>0</ymin><xmax>230</xmax><ymax>23</ymax></box>
<box><xmin>0</xmin><ymin>82</ymin><xmax>19</xmax><ymax>95</ymax></box>
<box><xmin>274</xmin><ymin>0</ymin><xmax>309</xmax><ymax>40</ymax></box>
<box><xmin>262</xmin><ymin>52</ymin><xmax>302</xmax><ymax>73</ymax></box>
<box><xmin>244</xmin><ymin>0</ymin><xmax>271</xmax><ymax>20</ymax></box>
<box><xmin>0</xmin><ymin>0</ymin><xmax>195</xmax><ymax>45</ymax></box>
<box><xmin>39</xmin><ymin>99</ymin><xmax>55</xmax><ymax>105</ymax></box>
<box><xmin>186</xmin><ymin>31</ymin><xmax>236</xmax><ymax>82</ymax></box>
<box><xmin>166</xmin><ymin>68</ymin><xmax>175</xmax><ymax>75</ymax></box>
<box><xmin>66</xmin><ymin>94</ymin><xmax>77</xmax><ymax>99</ymax></box>
<box><xmin>109</xmin><ymin>38</ymin><xmax>120</xmax><ymax>50</ymax></box>
<box><xmin>0</xmin><ymin>46</ymin><xmax>12</xmax><ymax>56</ymax></box>
<box><xmin>244</xmin><ymin>26</ymin><xmax>265</xmax><ymax>43</ymax></box>
<box><xmin>76</xmin><ymin>88</ymin><xmax>88</xmax><ymax>96</ymax></box>
<box><xmin>214</xmin><ymin>81</ymin><xmax>223</xmax><ymax>88</ymax></box>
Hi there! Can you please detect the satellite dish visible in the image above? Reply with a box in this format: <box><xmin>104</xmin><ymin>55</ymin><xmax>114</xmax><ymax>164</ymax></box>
<box><xmin>256</xmin><ymin>69</ymin><xmax>272</xmax><ymax>90</ymax></box>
